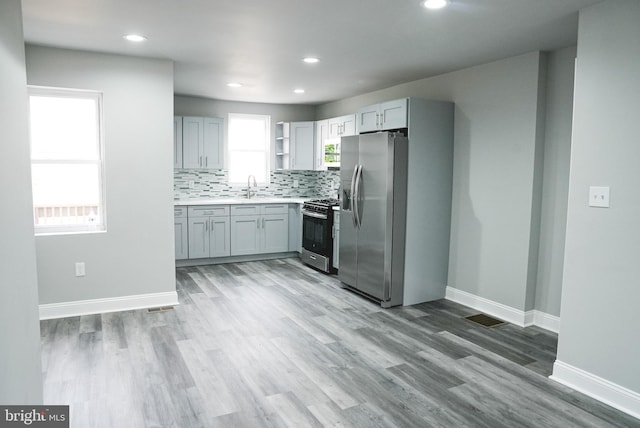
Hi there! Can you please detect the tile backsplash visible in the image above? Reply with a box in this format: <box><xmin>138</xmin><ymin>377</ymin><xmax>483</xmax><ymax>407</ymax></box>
<box><xmin>174</xmin><ymin>169</ymin><xmax>340</xmax><ymax>200</ymax></box>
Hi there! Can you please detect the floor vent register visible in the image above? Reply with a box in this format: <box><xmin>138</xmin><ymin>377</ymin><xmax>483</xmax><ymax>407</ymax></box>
<box><xmin>147</xmin><ymin>306</ymin><xmax>175</xmax><ymax>313</ymax></box>
<box><xmin>465</xmin><ymin>313</ymin><xmax>506</xmax><ymax>328</ymax></box>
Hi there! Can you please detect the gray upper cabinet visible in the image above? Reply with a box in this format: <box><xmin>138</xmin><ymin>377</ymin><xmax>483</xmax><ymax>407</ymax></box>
<box><xmin>315</xmin><ymin>119</ymin><xmax>329</xmax><ymax>170</ymax></box>
<box><xmin>180</xmin><ymin>116</ymin><xmax>224</xmax><ymax>169</ymax></box>
<box><xmin>174</xmin><ymin>117</ymin><xmax>183</xmax><ymax>169</ymax></box>
<box><xmin>203</xmin><ymin>117</ymin><xmax>224</xmax><ymax>169</ymax></box>
<box><xmin>357</xmin><ymin>98</ymin><xmax>408</xmax><ymax>133</ymax></box>
<box><xmin>289</xmin><ymin>121</ymin><xmax>315</xmax><ymax>170</ymax></box>
<box><xmin>328</xmin><ymin>114</ymin><xmax>356</xmax><ymax>138</ymax></box>
<box><xmin>182</xmin><ymin>116</ymin><xmax>203</xmax><ymax>168</ymax></box>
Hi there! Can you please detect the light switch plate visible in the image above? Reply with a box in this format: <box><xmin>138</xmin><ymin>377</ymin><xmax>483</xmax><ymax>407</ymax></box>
<box><xmin>75</xmin><ymin>262</ymin><xmax>86</xmax><ymax>277</ymax></box>
<box><xmin>293</xmin><ymin>180</ymin><xmax>299</xmax><ymax>188</ymax></box>
<box><xmin>589</xmin><ymin>186</ymin><xmax>610</xmax><ymax>208</ymax></box>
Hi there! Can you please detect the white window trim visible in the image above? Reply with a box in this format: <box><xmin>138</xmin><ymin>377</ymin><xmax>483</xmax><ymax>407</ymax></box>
<box><xmin>227</xmin><ymin>113</ymin><xmax>271</xmax><ymax>185</ymax></box>
<box><xmin>28</xmin><ymin>86</ymin><xmax>107</xmax><ymax>235</ymax></box>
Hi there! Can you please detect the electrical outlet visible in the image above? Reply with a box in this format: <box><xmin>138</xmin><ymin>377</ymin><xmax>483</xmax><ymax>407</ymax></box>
<box><xmin>293</xmin><ymin>180</ymin><xmax>299</xmax><ymax>188</ymax></box>
<box><xmin>589</xmin><ymin>186</ymin><xmax>610</xmax><ymax>208</ymax></box>
<box><xmin>188</xmin><ymin>180</ymin><xmax>195</xmax><ymax>189</ymax></box>
<box><xmin>75</xmin><ymin>262</ymin><xmax>86</xmax><ymax>277</ymax></box>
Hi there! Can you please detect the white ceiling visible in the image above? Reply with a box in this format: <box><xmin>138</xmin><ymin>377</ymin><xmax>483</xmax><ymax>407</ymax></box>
<box><xmin>21</xmin><ymin>0</ymin><xmax>601</xmax><ymax>105</ymax></box>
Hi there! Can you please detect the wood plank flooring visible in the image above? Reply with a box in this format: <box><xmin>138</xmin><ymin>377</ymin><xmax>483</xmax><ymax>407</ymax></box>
<box><xmin>40</xmin><ymin>258</ymin><xmax>640</xmax><ymax>427</ymax></box>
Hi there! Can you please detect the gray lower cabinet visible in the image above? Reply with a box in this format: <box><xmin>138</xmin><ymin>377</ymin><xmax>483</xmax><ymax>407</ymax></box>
<box><xmin>333</xmin><ymin>210</ymin><xmax>340</xmax><ymax>269</ymax></box>
<box><xmin>187</xmin><ymin>206</ymin><xmax>231</xmax><ymax>258</ymax></box>
<box><xmin>288</xmin><ymin>204</ymin><xmax>302</xmax><ymax>252</ymax></box>
<box><xmin>230</xmin><ymin>204</ymin><xmax>289</xmax><ymax>256</ymax></box>
<box><xmin>262</xmin><ymin>214</ymin><xmax>289</xmax><ymax>253</ymax></box>
<box><xmin>230</xmin><ymin>215</ymin><xmax>261</xmax><ymax>255</ymax></box>
<box><xmin>174</xmin><ymin>206</ymin><xmax>189</xmax><ymax>260</ymax></box>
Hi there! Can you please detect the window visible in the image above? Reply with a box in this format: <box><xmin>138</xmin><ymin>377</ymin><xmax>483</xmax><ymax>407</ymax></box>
<box><xmin>227</xmin><ymin>113</ymin><xmax>270</xmax><ymax>184</ymax></box>
<box><xmin>28</xmin><ymin>87</ymin><xmax>105</xmax><ymax>234</ymax></box>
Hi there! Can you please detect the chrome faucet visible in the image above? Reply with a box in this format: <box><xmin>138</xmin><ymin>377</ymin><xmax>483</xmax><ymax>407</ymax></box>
<box><xmin>247</xmin><ymin>174</ymin><xmax>257</xmax><ymax>199</ymax></box>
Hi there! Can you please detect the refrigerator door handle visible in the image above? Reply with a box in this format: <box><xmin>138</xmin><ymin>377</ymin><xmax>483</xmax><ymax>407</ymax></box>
<box><xmin>354</xmin><ymin>164</ymin><xmax>363</xmax><ymax>228</ymax></box>
<box><xmin>350</xmin><ymin>165</ymin><xmax>358</xmax><ymax>228</ymax></box>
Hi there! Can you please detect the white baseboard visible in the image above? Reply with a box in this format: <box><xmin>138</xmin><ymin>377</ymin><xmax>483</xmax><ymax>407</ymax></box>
<box><xmin>39</xmin><ymin>291</ymin><xmax>179</xmax><ymax>320</ymax></box>
<box><xmin>445</xmin><ymin>286</ymin><xmax>559</xmax><ymax>332</ymax></box>
<box><xmin>532</xmin><ymin>310</ymin><xmax>560</xmax><ymax>333</ymax></box>
<box><xmin>551</xmin><ymin>360</ymin><xmax>640</xmax><ymax>420</ymax></box>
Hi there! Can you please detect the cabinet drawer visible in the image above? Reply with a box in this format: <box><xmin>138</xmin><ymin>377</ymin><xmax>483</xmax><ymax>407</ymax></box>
<box><xmin>188</xmin><ymin>205</ymin><xmax>230</xmax><ymax>217</ymax></box>
<box><xmin>231</xmin><ymin>205</ymin><xmax>260</xmax><ymax>216</ymax></box>
<box><xmin>261</xmin><ymin>204</ymin><xmax>288</xmax><ymax>215</ymax></box>
<box><xmin>174</xmin><ymin>206</ymin><xmax>187</xmax><ymax>218</ymax></box>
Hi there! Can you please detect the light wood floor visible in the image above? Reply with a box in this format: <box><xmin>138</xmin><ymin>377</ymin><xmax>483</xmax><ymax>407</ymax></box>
<box><xmin>40</xmin><ymin>258</ymin><xmax>639</xmax><ymax>427</ymax></box>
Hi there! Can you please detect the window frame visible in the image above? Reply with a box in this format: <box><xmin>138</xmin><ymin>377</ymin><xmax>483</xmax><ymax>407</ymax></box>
<box><xmin>227</xmin><ymin>113</ymin><xmax>271</xmax><ymax>185</ymax></box>
<box><xmin>28</xmin><ymin>86</ymin><xmax>107</xmax><ymax>235</ymax></box>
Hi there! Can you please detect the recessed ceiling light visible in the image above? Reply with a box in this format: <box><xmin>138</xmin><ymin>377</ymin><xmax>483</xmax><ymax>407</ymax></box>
<box><xmin>303</xmin><ymin>57</ymin><xmax>320</xmax><ymax>64</ymax></box>
<box><xmin>422</xmin><ymin>0</ymin><xmax>448</xmax><ymax>10</ymax></box>
<box><xmin>227</xmin><ymin>83</ymin><xmax>242</xmax><ymax>88</ymax></box>
<box><xmin>123</xmin><ymin>34</ymin><xmax>147</xmax><ymax>42</ymax></box>
<box><xmin>294</xmin><ymin>89</ymin><xmax>305</xmax><ymax>94</ymax></box>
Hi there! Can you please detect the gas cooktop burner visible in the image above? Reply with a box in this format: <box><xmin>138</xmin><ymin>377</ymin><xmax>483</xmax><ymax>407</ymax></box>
<box><xmin>305</xmin><ymin>198</ymin><xmax>340</xmax><ymax>207</ymax></box>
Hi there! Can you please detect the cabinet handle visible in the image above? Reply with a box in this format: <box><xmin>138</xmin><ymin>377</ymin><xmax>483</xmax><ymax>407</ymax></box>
<box><xmin>257</xmin><ymin>220</ymin><xmax>260</xmax><ymax>229</ymax></box>
<box><xmin>199</xmin><ymin>155</ymin><xmax>203</xmax><ymax>167</ymax></box>
<box><xmin>205</xmin><ymin>219</ymin><xmax>208</xmax><ymax>232</ymax></box>
<box><xmin>205</xmin><ymin>156</ymin><xmax>208</xmax><ymax>167</ymax></box>
<box><xmin>262</xmin><ymin>218</ymin><xmax>265</xmax><ymax>229</ymax></box>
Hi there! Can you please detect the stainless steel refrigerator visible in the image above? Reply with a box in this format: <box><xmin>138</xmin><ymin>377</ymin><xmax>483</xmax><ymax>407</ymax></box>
<box><xmin>339</xmin><ymin>132</ymin><xmax>409</xmax><ymax>307</ymax></box>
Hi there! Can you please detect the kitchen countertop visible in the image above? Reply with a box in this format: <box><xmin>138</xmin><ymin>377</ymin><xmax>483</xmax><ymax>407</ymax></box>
<box><xmin>174</xmin><ymin>197</ymin><xmax>313</xmax><ymax>206</ymax></box>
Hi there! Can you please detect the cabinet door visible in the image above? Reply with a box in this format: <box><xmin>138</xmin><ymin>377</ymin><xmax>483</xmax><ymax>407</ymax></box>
<box><xmin>333</xmin><ymin>211</ymin><xmax>340</xmax><ymax>269</ymax></box>
<box><xmin>174</xmin><ymin>116</ymin><xmax>183</xmax><ymax>168</ymax></box>
<box><xmin>230</xmin><ymin>215</ymin><xmax>261</xmax><ymax>256</ymax></box>
<box><xmin>315</xmin><ymin>120</ymin><xmax>328</xmax><ymax>170</ymax></box>
<box><xmin>357</xmin><ymin>104</ymin><xmax>380</xmax><ymax>133</ymax></box>
<box><xmin>329</xmin><ymin>115</ymin><xmax>356</xmax><ymax>137</ymax></box>
<box><xmin>288</xmin><ymin>204</ymin><xmax>302</xmax><ymax>252</ymax></box>
<box><xmin>210</xmin><ymin>216</ymin><xmax>231</xmax><ymax>257</ymax></box>
<box><xmin>188</xmin><ymin>216</ymin><xmax>210</xmax><ymax>259</ymax></box>
<box><xmin>341</xmin><ymin>114</ymin><xmax>357</xmax><ymax>136</ymax></box>
<box><xmin>328</xmin><ymin>117</ymin><xmax>343</xmax><ymax>139</ymax></box>
<box><xmin>203</xmin><ymin>117</ymin><xmax>224</xmax><ymax>169</ymax></box>
<box><xmin>182</xmin><ymin>116</ymin><xmax>204</xmax><ymax>168</ymax></box>
<box><xmin>290</xmin><ymin>121</ymin><xmax>315</xmax><ymax>170</ymax></box>
<box><xmin>174</xmin><ymin>216</ymin><xmax>189</xmax><ymax>260</ymax></box>
<box><xmin>262</xmin><ymin>214</ymin><xmax>289</xmax><ymax>254</ymax></box>
<box><xmin>380</xmin><ymin>99</ymin><xmax>408</xmax><ymax>130</ymax></box>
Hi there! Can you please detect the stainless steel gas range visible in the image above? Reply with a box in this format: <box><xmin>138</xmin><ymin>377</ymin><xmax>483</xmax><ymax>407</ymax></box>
<box><xmin>300</xmin><ymin>198</ymin><xmax>340</xmax><ymax>273</ymax></box>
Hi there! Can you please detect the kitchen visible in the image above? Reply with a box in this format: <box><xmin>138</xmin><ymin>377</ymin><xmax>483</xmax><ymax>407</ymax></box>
<box><xmin>2</xmin><ymin>0</ymin><xmax>640</xmax><ymax>426</ymax></box>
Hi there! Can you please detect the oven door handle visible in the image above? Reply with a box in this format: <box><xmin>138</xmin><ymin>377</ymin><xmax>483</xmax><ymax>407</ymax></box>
<box><xmin>301</xmin><ymin>209</ymin><xmax>328</xmax><ymax>220</ymax></box>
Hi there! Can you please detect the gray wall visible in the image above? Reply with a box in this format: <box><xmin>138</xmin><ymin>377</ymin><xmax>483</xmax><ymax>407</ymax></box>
<box><xmin>318</xmin><ymin>52</ymin><xmax>547</xmax><ymax>313</ymax></box>
<box><xmin>26</xmin><ymin>46</ymin><xmax>176</xmax><ymax>304</ymax></box>
<box><xmin>0</xmin><ymin>0</ymin><xmax>43</xmax><ymax>403</ymax></box>
<box><xmin>535</xmin><ymin>46</ymin><xmax>576</xmax><ymax>316</ymax></box>
<box><xmin>556</xmin><ymin>0</ymin><xmax>640</xmax><ymax>393</ymax></box>
<box><xmin>174</xmin><ymin>96</ymin><xmax>316</xmax><ymax>170</ymax></box>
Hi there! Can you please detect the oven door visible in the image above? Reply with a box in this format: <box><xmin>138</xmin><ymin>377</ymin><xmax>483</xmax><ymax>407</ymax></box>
<box><xmin>302</xmin><ymin>209</ymin><xmax>332</xmax><ymax>256</ymax></box>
